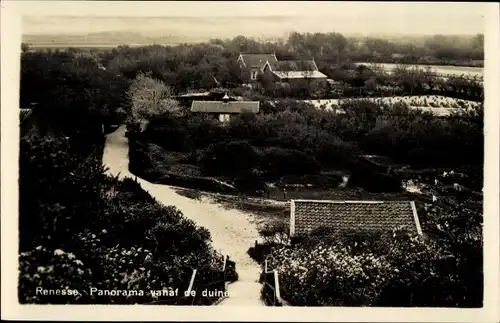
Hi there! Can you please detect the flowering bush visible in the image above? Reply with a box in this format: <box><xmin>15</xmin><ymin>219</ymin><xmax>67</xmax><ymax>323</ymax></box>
<box><xmin>267</xmin><ymin>243</ymin><xmax>396</xmax><ymax>306</ymax></box>
<box><xmin>19</xmin><ymin>246</ymin><xmax>93</xmax><ymax>304</ymax></box>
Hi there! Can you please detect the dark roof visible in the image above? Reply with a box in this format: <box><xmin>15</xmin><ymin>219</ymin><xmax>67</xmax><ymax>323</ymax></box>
<box><xmin>191</xmin><ymin>101</ymin><xmax>260</xmax><ymax>114</ymax></box>
<box><xmin>239</xmin><ymin>54</ymin><xmax>278</xmax><ymax>68</ymax></box>
<box><xmin>290</xmin><ymin>200</ymin><xmax>422</xmax><ymax>237</ymax></box>
<box><xmin>269</xmin><ymin>60</ymin><xmax>318</xmax><ymax>72</ymax></box>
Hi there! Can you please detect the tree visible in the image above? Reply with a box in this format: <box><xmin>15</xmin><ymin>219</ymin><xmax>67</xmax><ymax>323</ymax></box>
<box><xmin>127</xmin><ymin>72</ymin><xmax>181</xmax><ymax>128</ymax></box>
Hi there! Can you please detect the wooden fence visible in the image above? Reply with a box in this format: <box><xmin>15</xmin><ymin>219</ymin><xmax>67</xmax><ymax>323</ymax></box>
<box><xmin>147</xmin><ymin>255</ymin><xmax>235</xmax><ymax>305</ymax></box>
<box><xmin>261</xmin><ymin>258</ymin><xmax>290</xmax><ymax>306</ymax></box>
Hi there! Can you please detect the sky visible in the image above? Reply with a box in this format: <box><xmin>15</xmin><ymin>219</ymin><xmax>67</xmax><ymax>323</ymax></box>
<box><xmin>19</xmin><ymin>1</ymin><xmax>487</xmax><ymax>36</ymax></box>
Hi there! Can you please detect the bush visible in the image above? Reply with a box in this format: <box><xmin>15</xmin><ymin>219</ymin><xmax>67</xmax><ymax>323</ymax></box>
<box><xmin>19</xmin><ymin>134</ymin><xmax>106</xmax><ymax>251</ymax></box>
<box><xmin>264</xmin><ymin>200</ymin><xmax>483</xmax><ymax>307</ymax></box>
<box><xmin>199</xmin><ymin>140</ymin><xmax>262</xmax><ymax>176</ymax></box>
<box><xmin>233</xmin><ymin>169</ymin><xmax>266</xmax><ymax>194</ymax></box>
<box><xmin>260</xmin><ymin>147</ymin><xmax>321</xmax><ymax>181</ymax></box>
<box><xmin>248</xmin><ymin>242</ymin><xmax>281</xmax><ymax>264</ymax></box>
<box><xmin>117</xmin><ymin>177</ymin><xmax>156</xmax><ymax>203</ymax></box>
<box><xmin>19</xmin><ymin>130</ymin><xmax>232</xmax><ymax>305</ymax></box>
<box><xmin>127</xmin><ymin>130</ymin><xmax>158</xmax><ymax>177</ymax></box>
<box><xmin>319</xmin><ymin>172</ymin><xmax>345</xmax><ymax>187</ymax></box>
<box><xmin>259</xmin><ymin>220</ymin><xmax>289</xmax><ymax>245</ymax></box>
<box><xmin>267</xmin><ymin>243</ymin><xmax>396</xmax><ymax>306</ymax></box>
<box><xmin>144</xmin><ymin>114</ymin><xmax>189</xmax><ymax>151</ymax></box>
<box><xmin>19</xmin><ymin>246</ymin><xmax>94</xmax><ymax>304</ymax></box>
<box><xmin>277</xmin><ymin>174</ymin><xmax>303</xmax><ymax>187</ymax></box>
<box><xmin>349</xmin><ymin>170</ymin><xmax>403</xmax><ymax>193</ymax></box>
<box><xmin>187</xmin><ymin>116</ymin><xmax>228</xmax><ymax>149</ymax></box>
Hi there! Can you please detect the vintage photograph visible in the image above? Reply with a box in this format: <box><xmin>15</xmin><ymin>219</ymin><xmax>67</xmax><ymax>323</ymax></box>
<box><xmin>12</xmin><ymin>0</ymin><xmax>489</xmax><ymax>310</ymax></box>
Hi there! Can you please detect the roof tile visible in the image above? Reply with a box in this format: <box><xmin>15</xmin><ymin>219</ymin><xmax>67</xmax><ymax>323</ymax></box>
<box><xmin>291</xmin><ymin>200</ymin><xmax>420</xmax><ymax>237</ymax></box>
<box><xmin>191</xmin><ymin>101</ymin><xmax>260</xmax><ymax>114</ymax></box>
<box><xmin>240</xmin><ymin>54</ymin><xmax>278</xmax><ymax>68</ymax></box>
<box><xmin>269</xmin><ymin>60</ymin><xmax>318</xmax><ymax>72</ymax></box>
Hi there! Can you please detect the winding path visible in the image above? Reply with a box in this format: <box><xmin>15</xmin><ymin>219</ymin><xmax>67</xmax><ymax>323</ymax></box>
<box><xmin>102</xmin><ymin>126</ymin><xmax>264</xmax><ymax>306</ymax></box>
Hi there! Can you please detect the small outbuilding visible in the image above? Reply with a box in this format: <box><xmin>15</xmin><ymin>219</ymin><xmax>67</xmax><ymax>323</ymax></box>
<box><xmin>289</xmin><ymin>199</ymin><xmax>423</xmax><ymax>238</ymax></box>
<box><xmin>190</xmin><ymin>94</ymin><xmax>259</xmax><ymax>123</ymax></box>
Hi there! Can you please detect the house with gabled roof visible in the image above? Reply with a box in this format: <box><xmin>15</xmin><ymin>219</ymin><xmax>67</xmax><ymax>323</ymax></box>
<box><xmin>237</xmin><ymin>53</ymin><xmax>328</xmax><ymax>88</ymax></box>
<box><xmin>289</xmin><ymin>199</ymin><xmax>423</xmax><ymax>239</ymax></box>
<box><xmin>190</xmin><ymin>94</ymin><xmax>259</xmax><ymax>123</ymax></box>
<box><xmin>237</xmin><ymin>53</ymin><xmax>278</xmax><ymax>81</ymax></box>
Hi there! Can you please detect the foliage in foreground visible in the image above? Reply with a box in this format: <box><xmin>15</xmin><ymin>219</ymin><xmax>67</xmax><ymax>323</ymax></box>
<box><xmin>262</xmin><ymin>198</ymin><xmax>483</xmax><ymax>307</ymax></box>
<box><xmin>18</xmin><ymin>133</ymin><xmax>230</xmax><ymax>304</ymax></box>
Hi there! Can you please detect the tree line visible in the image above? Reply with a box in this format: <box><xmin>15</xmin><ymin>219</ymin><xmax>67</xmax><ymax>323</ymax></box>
<box><xmin>21</xmin><ymin>31</ymin><xmax>483</xmax><ymax>97</ymax></box>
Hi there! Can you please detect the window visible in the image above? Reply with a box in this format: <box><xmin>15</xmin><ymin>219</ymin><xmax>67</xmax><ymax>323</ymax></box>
<box><xmin>219</xmin><ymin>114</ymin><xmax>230</xmax><ymax>123</ymax></box>
<box><xmin>251</xmin><ymin>71</ymin><xmax>258</xmax><ymax>80</ymax></box>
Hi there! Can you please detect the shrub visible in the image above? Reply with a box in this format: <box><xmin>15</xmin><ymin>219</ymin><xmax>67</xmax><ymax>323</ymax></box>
<box><xmin>377</xmin><ymin>231</ymin><xmax>482</xmax><ymax>307</ymax></box>
<box><xmin>127</xmin><ymin>130</ymin><xmax>158</xmax><ymax>177</ymax></box>
<box><xmin>267</xmin><ymin>243</ymin><xmax>396</xmax><ymax>306</ymax></box>
<box><xmin>144</xmin><ymin>114</ymin><xmax>189</xmax><ymax>151</ymax></box>
<box><xmin>319</xmin><ymin>172</ymin><xmax>345</xmax><ymax>187</ymax></box>
<box><xmin>19</xmin><ymin>130</ymin><xmax>231</xmax><ymax>305</ymax></box>
<box><xmin>19</xmin><ymin>246</ymin><xmax>94</xmax><ymax>304</ymax></box>
<box><xmin>19</xmin><ymin>134</ymin><xmax>106</xmax><ymax>251</ymax></box>
<box><xmin>148</xmin><ymin>211</ymin><xmax>211</xmax><ymax>257</ymax></box>
<box><xmin>260</xmin><ymin>147</ymin><xmax>321</xmax><ymax>181</ymax></box>
<box><xmin>248</xmin><ymin>242</ymin><xmax>281</xmax><ymax>264</ymax></box>
<box><xmin>277</xmin><ymin>174</ymin><xmax>304</xmax><ymax>187</ymax></box>
<box><xmin>233</xmin><ymin>169</ymin><xmax>266</xmax><ymax>194</ymax></box>
<box><xmin>349</xmin><ymin>170</ymin><xmax>403</xmax><ymax>193</ymax></box>
<box><xmin>264</xmin><ymin>200</ymin><xmax>483</xmax><ymax>307</ymax></box>
<box><xmin>199</xmin><ymin>140</ymin><xmax>262</xmax><ymax>176</ymax></box>
<box><xmin>259</xmin><ymin>220</ymin><xmax>289</xmax><ymax>245</ymax></box>
<box><xmin>187</xmin><ymin>116</ymin><xmax>228</xmax><ymax>149</ymax></box>
<box><xmin>117</xmin><ymin>177</ymin><xmax>156</xmax><ymax>203</ymax></box>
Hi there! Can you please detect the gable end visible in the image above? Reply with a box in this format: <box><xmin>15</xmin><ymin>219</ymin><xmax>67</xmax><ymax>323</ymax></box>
<box><xmin>237</xmin><ymin>54</ymin><xmax>246</xmax><ymax>67</ymax></box>
<box><xmin>410</xmin><ymin>201</ymin><xmax>423</xmax><ymax>236</ymax></box>
<box><xmin>290</xmin><ymin>200</ymin><xmax>296</xmax><ymax>236</ymax></box>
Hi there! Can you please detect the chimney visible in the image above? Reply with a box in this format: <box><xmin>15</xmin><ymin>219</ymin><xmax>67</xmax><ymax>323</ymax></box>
<box><xmin>222</xmin><ymin>93</ymin><xmax>229</xmax><ymax>103</ymax></box>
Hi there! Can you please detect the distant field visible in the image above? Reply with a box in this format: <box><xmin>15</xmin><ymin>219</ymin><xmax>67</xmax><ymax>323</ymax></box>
<box><xmin>27</xmin><ymin>43</ymin><xmax>178</xmax><ymax>48</ymax></box>
<box><xmin>303</xmin><ymin>95</ymin><xmax>481</xmax><ymax>116</ymax></box>
<box><xmin>357</xmin><ymin>62</ymin><xmax>483</xmax><ymax>77</ymax></box>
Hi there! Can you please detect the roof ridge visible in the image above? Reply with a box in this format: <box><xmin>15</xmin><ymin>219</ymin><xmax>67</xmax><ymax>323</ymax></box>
<box><xmin>191</xmin><ymin>100</ymin><xmax>259</xmax><ymax>103</ymax></box>
<box><xmin>291</xmin><ymin>199</ymin><xmax>413</xmax><ymax>204</ymax></box>
<box><xmin>241</xmin><ymin>53</ymin><xmax>275</xmax><ymax>55</ymax></box>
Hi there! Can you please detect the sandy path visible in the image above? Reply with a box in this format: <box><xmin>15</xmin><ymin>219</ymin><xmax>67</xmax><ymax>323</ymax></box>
<box><xmin>102</xmin><ymin>126</ymin><xmax>264</xmax><ymax>306</ymax></box>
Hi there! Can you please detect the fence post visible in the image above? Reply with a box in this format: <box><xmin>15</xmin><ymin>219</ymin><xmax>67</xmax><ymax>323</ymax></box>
<box><xmin>264</xmin><ymin>259</ymin><xmax>268</xmax><ymax>273</ymax></box>
<box><xmin>274</xmin><ymin>269</ymin><xmax>281</xmax><ymax>304</ymax></box>
<box><xmin>222</xmin><ymin>255</ymin><xmax>227</xmax><ymax>272</ymax></box>
<box><xmin>186</xmin><ymin>269</ymin><xmax>197</xmax><ymax>296</ymax></box>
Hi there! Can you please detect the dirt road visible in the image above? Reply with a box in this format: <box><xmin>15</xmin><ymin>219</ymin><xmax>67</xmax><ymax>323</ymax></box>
<box><xmin>102</xmin><ymin>126</ymin><xmax>264</xmax><ymax>306</ymax></box>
